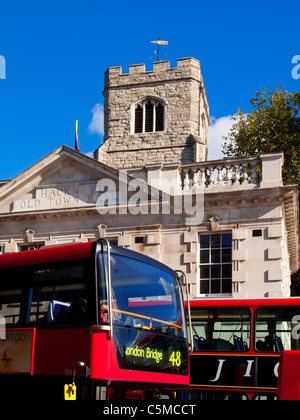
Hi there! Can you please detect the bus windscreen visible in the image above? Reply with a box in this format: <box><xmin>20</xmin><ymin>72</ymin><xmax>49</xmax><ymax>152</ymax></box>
<box><xmin>98</xmin><ymin>252</ymin><xmax>188</xmax><ymax>375</ymax></box>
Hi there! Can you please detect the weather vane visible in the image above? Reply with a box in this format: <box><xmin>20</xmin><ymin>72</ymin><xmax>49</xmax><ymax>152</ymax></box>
<box><xmin>150</xmin><ymin>39</ymin><xmax>168</xmax><ymax>61</ymax></box>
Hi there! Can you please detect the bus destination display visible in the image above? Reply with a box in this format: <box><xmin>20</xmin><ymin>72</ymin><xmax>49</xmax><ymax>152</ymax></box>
<box><xmin>125</xmin><ymin>345</ymin><xmax>182</xmax><ymax>367</ymax></box>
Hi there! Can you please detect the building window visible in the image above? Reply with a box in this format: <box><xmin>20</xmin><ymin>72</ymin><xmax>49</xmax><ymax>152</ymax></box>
<box><xmin>199</xmin><ymin>233</ymin><xmax>233</xmax><ymax>295</ymax></box>
<box><xmin>134</xmin><ymin>105</ymin><xmax>143</xmax><ymax>133</ymax></box>
<box><xmin>252</xmin><ymin>229</ymin><xmax>263</xmax><ymax>237</ymax></box>
<box><xmin>155</xmin><ymin>103</ymin><xmax>164</xmax><ymax>132</ymax></box>
<box><xmin>18</xmin><ymin>243</ymin><xmax>44</xmax><ymax>252</ymax></box>
<box><xmin>145</xmin><ymin>101</ymin><xmax>154</xmax><ymax>132</ymax></box>
<box><xmin>135</xmin><ymin>236</ymin><xmax>145</xmax><ymax>244</ymax></box>
<box><xmin>133</xmin><ymin>99</ymin><xmax>165</xmax><ymax>134</ymax></box>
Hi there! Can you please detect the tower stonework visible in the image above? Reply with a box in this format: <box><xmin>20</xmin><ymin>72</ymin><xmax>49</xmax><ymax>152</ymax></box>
<box><xmin>97</xmin><ymin>57</ymin><xmax>210</xmax><ymax>169</ymax></box>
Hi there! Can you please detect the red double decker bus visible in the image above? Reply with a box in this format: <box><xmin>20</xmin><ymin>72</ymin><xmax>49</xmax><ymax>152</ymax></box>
<box><xmin>187</xmin><ymin>298</ymin><xmax>300</xmax><ymax>401</ymax></box>
<box><xmin>0</xmin><ymin>239</ymin><xmax>189</xmax><ymax>400</ymax></box>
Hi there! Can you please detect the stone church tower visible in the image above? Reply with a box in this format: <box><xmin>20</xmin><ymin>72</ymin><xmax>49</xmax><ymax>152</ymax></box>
<box><xmin>96</xmin><ymin>57</ymin><xmax>210</xmax><ymax>169</ymax></box>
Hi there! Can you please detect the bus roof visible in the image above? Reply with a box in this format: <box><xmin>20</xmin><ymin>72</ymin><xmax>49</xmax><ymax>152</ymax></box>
<box><xmin>0</xmin><ymin>241</ymin><xmax>178</xmax><ymax>277</ymax></box>
<box><xmin>187</xmin><ymin>297</ymin><xmax>300</xmax><ymax>308</ymax></box>
<box><xmin>0</xmin><ymin>242</ymin><xmax>94</xmax><ymax>269</ymax></box>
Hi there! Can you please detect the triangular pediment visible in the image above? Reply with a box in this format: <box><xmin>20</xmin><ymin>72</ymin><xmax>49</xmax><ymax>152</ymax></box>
<box><xmin>0</xmin><ymin>145</ymin><xmax>128</xmax><ymax>215</ymax></box>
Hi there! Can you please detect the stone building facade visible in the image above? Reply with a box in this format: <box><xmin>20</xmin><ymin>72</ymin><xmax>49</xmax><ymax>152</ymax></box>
<box><xmin>0</xmin><ymin>58</ymin><xmax>298</xmax><ymax>299</ymax></box>
<box><xmin>97</xmin><ymin>58</ymin><xmax>210</xmax><ymax>168</ymax></box>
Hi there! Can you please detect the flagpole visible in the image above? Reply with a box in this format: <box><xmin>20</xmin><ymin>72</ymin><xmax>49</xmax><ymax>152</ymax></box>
<box><xmin>75</xmin><ymin>120</ymin><xmax>80</xmax><ymax>152</ymax></box>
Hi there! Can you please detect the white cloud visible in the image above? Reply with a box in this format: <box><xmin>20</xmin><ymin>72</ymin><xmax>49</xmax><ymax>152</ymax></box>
<box><xmin>208</xmin><ymin>115</ymin><xmax>235</xmax><ymax>160</ymax></box>
<box><xmin>87</xmin><ymin>107</ymin><xmax>236</xmax><ymax>162</ymax></box>
<box><xmin>85</xmin><ymin>151</ymin><xmax>94</xmax><ymax>159</ymax></box>
<box><xmin>88</xmin><ymin>103</ymin><xmax>104</xmax><ymax>136</ymax></box>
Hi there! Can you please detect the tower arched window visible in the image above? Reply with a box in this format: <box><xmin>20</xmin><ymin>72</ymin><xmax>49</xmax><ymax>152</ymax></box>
<box><xmin>133</xmin><ymin>99</ymin><xmax>165</xmax><ymax>134</ymax></box>
<box><xmin>135</xmin><ymin>105</ymin><xmax>143</xmax><ymax>133</ymax></box>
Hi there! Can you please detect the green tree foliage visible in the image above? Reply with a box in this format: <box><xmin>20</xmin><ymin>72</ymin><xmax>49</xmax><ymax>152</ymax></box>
<box><xmin>223</xmin><ymin>87</ymin><xmax>300</xmax><ymax>295</ymax></box>
<box><xmin>223</xmin><ymin>87</ymin><xmax>300</xmax><ymax>186</ymax></box>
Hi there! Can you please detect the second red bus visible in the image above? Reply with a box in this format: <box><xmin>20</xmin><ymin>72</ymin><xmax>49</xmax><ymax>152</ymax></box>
<box><xmin>186</xmin><ymin>298</ymin><xmax>300</xmax><ymax>400</ymax></box>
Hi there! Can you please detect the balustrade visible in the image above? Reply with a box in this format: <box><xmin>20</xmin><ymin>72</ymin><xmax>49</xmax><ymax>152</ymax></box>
<box><xmin>180</xmin><ymin>158</ymin><xmax>261</xmax><ymax>191</ymax></box>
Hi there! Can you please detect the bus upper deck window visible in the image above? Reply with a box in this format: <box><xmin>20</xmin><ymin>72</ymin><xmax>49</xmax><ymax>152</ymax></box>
<box><xmin>27</xmin><ymin>263</ymin><xmax>89</xmax><ymax>326</ymax></box>
<box><xmin>255</xmin><ymin>307</ymin><xmax>300</xmax><ymax>353</ymax></box>
<box><xmin>190</xmin><ymin>307</ymin><xmax>251</xmax><ymax>352</ymax></box>
<box><xmin>0</xmin><ymin>267</ymin><xmax>24</xmax><ymax>327</ymax></box>
<box><xmin>0</xmin><ymin>288</ymin><xmax>22</xmax><ymax>327</ymax></box>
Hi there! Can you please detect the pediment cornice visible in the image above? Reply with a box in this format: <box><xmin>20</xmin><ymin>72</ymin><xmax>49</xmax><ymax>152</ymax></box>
<box><xmin>0</xmin><ymin>145</ymin><xmax>127</xmax><ymax>215</ymax></box>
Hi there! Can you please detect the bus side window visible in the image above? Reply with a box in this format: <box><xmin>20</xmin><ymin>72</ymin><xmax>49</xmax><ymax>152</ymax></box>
<box><xmin>54</xmin><ymin>298</ymin><xmax>88</xmax><ymax>325</ymax></box>
<box><xmin>190</xmin><ymin>308</ymin><xmax>251</xmax><ymax>353</ymax></box>
<box><xmin>28</xmin><ymin>287</ymin><xmax>52</xmax><ymax>324</ymax></box>
<box><xmin>27</xmin><ymin>285</ymin><xmax>88</xmax><ymax>326</ymax></box>
<box><xmin>0</xmin><ymin>267</ymin><xmax>25</xmax><ymax>327</ymax></box>
<box><xmin>255</xmin><ymin>307</ymin><xmax>300</xmax><ymax>353</ymax></box>
<box><xmin>0</xmin><ymin>288</ymin><xmax>22</xmax><ymax>327</ymax></box>
<box><xmin>27</xmin><ymin>263</ymin><xmax>89</xmax><ymax>326</ymax></box>
<box><xmin>47</xmin><ymin>300</ymin><xmax>70</xmax><ymax>322</ymax></box>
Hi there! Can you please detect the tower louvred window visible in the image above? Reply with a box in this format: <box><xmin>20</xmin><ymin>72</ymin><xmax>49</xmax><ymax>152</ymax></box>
<box><xmin>145</xmin><ymin>102</ymin><xmax>154</xmax><ymax>132</ymax></box>
<box><xmin>155</xmin><ymin>103</ymin><xmax>164</xmax><ymax>132</ymax></box>
<box><xmin>134</xmin><ymin>99</ymin><xmax>165</xmax><ymax>134</ymax></box>
<box><xmin>135</xmin><ymin>105</ymin><xmax>143</xmax><ymax>133</ymax></box>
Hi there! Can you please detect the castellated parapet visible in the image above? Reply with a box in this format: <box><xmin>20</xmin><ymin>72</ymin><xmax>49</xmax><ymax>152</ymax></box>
<box><xmin>97</xmin><ymin>58</ymin><xmax>210</xmax><ymax>169</ymax></box>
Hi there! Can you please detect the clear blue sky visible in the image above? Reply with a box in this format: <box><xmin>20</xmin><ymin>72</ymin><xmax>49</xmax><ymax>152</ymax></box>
<box><xmin>0</xmin><ymin>0</ymin><xmax>299</xmax><ymax>179</ymax></box>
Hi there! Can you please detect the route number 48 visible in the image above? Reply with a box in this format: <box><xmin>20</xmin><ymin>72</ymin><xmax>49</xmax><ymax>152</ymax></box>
<box><xmin>169</xmin><ymin>351</ymin><xmax>181</xmax><ymax>367</ymax></box>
